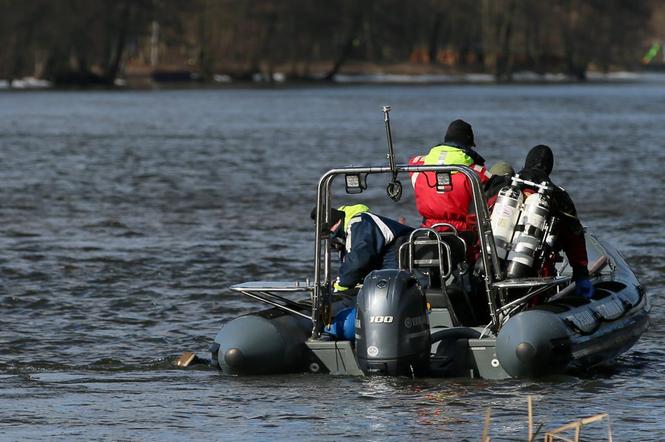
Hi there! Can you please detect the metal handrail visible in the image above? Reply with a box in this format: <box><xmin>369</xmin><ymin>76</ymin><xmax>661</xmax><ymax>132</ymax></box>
<box><xmin>429</xmin><ymin>222</ymin><xmax>460</xmax><ymax>236</ymax></box>
<box><xmin>236</xmin><ymin>290</ymin><xmax>313</xmax><ymax>321</ymax></box>
<box><xmin>495</xmin><ymin>277</ymin><xmax>571</xmax><ymax>319</ymax></box>
<box><xmin>398</xmin><ymin>227</ymin><xmax>454</xmax><ymax>278</ymax></box>
<box><xmin>230</xmin><ymin>281</ymin><xmax>315</xmax><ymax>321</ymax></box>
<box><xmin>397</xmin><ymin>227</ymin><xmax>460</xmax><ymax>325</ymax></box>
<box><xmin>311</xmin><ymin>164</ymin><xmax>502</xmax><ymax>338</ymax></box>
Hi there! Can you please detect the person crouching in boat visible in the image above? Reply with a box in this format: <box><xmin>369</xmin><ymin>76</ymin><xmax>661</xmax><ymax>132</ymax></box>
<box><xmin>409</xmin><ymin>119</ymin><xmax>492</xmax><ymax>259</ymax></box>
<box><xmin>328</xmin><ymin>204</ymin><xmax>413</xmax><ymax>292</ymax></box>
<box><xmin>515</xmin><ymin>144</ymin><xmax>594</xmax><ymax>299</ymax></box>
<box><xmin>313</xmin><ymin>204</ymin><xmax>413</xmax><ymax>339</ymax></box>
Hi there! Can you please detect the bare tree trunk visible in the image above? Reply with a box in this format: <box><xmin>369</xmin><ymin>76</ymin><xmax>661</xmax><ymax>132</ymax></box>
<box><xmin>104</xmin><ymin>1</ymin><xmax>130</xmax><ymax>84</ymax></box>
<box><xmin>260</xmin><ymin>11</ymin><xmax>277</xmax><ymax>82</ymax></box>
<box><xmin>495</xmin><ymin>0</ymin><xmax>517</xmax><ymax>81</ymax></box>
<box><xmin>323</xmin><ymin>2</ymin><xmax>365</xmax><ymax>81</ymax></box>
<box><xmin>480</xmin><ymin>0</ymin><xmax>497</xmax><ymax>74</ymax></box>
<box><xmin>428</xmin><ymin>12</ymin><xmax>443</xmax><ymax>65</ymax></box>
<box><xmin>560</xmin><ymin>1</ymin><xmax>587</xmax><ymax>81</ymax></box>
<box><xmin>198</xmin><ymin>0</ymin><xmax>213</xmax><ymax>81</ymax></box>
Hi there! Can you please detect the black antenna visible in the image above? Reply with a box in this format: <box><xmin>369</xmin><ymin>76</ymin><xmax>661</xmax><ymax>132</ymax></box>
<box><xmin>382</xmin><ymin>105</ymin><xmax>402</xmax><ymax>201</ymax></box>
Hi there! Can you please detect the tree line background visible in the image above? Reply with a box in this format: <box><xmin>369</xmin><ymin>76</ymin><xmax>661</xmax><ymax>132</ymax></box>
<box><xmin>0</xmin><ymin>0</ymin><xmax>663</xmax><ymax>85</ymax></box>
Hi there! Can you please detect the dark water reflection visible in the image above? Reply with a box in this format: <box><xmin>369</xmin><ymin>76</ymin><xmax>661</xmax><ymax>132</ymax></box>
<box><xmin>1</xmin><ymin>84</ymin><xmax>664</xmax><ymax>440</ymax></box>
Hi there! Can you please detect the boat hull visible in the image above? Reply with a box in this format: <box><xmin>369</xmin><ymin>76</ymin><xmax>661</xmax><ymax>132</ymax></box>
<box><xmin>212</xmin><ymin>235</ymin><xmax>649</xmax><ymax>378</ymax></box>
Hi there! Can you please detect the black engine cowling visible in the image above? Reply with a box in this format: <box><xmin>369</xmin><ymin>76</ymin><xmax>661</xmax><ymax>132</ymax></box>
<box><xmin>355</xmin><ymin>269</ymin><xmax>430</xmax><ymax>376</ymax></box>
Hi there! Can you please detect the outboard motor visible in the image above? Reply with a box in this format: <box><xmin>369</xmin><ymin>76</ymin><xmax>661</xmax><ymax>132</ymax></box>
<box><xmin>506</xmin><ymin>186</ymin><xmax>551</xmax><ymax>278</ymax></box>
<box><xmin>355</xmin><ymin>269</ymin><xmax>430</xmax><ymax>376</ymax></box>
<box><xmin>490</xmin><ymin>185</ymin><xmax>524</xmax><ymax>260</ymax></box>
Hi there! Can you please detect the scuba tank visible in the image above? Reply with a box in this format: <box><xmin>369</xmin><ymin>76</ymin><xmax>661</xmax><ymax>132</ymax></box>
<box><xmin>490</xmin><ymin>185</ymin><xmax>524</xmax><ymax>260</ymax></box>
<box><xmin>506</xmin><ymin>183</ymin><xmax>552</xmax><ymax>278</ymax></box>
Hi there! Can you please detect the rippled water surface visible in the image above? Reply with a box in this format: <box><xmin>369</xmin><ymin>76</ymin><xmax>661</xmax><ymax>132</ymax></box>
<box><xmin>1</xmin><ymin>83</ymin><xmax>664</xmax><ymax>440</ymax></box>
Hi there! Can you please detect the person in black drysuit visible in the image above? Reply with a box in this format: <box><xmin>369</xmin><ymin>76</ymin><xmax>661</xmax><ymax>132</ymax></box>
<box><xmin>516</xmin><ymin>145</ymin><xmax>594</xmax><ymax>298</ymax></box>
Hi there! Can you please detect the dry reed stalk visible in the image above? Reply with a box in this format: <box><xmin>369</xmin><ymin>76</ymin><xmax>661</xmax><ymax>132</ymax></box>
<box><xmin>544</xmin><ymin>413</ymin><xmax>611</xmax><ymax>441</ymax></box>
<box><xmin>482</xmin><ymin>407</ymin><xmax>492</xmax><ymax>441</ymax></box>
<box><xmin>480</xmin><ymin>396</ymin><xmax>612</xmax><ymax>441</ymax></box>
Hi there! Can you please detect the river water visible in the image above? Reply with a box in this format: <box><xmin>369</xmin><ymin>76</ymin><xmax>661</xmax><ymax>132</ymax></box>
<box><xmin>0</xmin><ymin>82</ymin><xmax>663</xmax><ymax>440</ymax></box>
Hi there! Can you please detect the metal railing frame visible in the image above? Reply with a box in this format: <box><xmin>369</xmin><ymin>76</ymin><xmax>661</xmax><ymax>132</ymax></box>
<box><xmin>311</xmin><ymin>164</ymin><xmax>503</xmax><ymax>338</ymax></box>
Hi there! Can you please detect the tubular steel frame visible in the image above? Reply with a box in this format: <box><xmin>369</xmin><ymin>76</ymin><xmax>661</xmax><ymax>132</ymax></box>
<box><xmin>311</xmin><ymin>164</ymin><xmax>503</xmax><ymax>338</ymax></box>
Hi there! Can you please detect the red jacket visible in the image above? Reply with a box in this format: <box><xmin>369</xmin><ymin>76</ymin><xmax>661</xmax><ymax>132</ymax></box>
<box><xmin>409</xmin><ymin>145</ymin><xmax>491</xmax><ymax>232</ymax></box>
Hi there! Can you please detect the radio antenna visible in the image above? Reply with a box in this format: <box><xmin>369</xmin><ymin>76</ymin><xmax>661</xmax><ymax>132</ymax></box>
<box><xmin>382</xmin><ymin>105</ymin><xmax>402</xmax><ymax>201</ymax></box>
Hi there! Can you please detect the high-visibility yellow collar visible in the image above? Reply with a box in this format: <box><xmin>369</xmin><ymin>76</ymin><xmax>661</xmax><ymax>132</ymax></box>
<box><xmin>338</xmin><ymin>204</ymin><xmax>370</xmax><ymax>230</ymax></box>
<box><xmin>423</xmin><ymin>144</ymin><xmax>475</xmax><ymax>166</ymax></box>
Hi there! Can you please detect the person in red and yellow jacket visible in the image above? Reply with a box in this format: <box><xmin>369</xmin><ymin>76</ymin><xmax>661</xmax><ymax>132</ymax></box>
<box><xmin>409</xmin><ymin>119</ymin><xmax>492</xmax><ymax>236</ymax></box>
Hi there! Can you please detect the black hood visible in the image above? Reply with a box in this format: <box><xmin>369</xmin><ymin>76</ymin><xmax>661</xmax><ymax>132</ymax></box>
<box><xmin>524</xmin><ymin>144</ymin><xmax>554</xmax><ymax>175</ymax></box>
<box><xmin>517</xmin><ymin>144</ymin><xmax>554</xmax><ymax>184</ymax></box>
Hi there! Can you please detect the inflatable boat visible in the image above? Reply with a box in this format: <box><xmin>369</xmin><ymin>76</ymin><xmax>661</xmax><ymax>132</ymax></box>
<box><xmin>210</xmin><ymin>108</ymin><xmax>649</xmax><ymax>379</ymax></box>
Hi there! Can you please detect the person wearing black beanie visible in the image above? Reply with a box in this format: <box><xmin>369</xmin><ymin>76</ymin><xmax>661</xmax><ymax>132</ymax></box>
<box><xmin>409</xmin><ymin>119</ymin><xmax>491</xmax><ymax>230</ymax></box>
<box><xmin>409</xmin><ymin>119</ymin><xmax>491</xmax><ymax>259</ymax></box>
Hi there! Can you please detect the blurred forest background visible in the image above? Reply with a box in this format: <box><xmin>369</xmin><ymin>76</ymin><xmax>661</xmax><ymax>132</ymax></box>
<box><xmin>1</xmin><ymin>0</ymin><xmax>665</xmax><ymax>86</ymax></box>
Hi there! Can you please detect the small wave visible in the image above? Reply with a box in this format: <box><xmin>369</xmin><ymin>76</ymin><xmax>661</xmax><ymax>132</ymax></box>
<box><xmin>0</xmin><ymin>356</ymin><xmax>186</xmax><ymax>374</ymax></box>
<box><xmin>0</xmin><ymin>267</ymin><xmax>51</xmax><ymax>281</ymax></box>
<box><xmin>82</xmin><ymin>219</ymin><xmax>132</xmax><ymax>230</ymax></box>
<box><xmin>20</xmin><ymin>254</ymin><xmax>46</xmax><ymax>262</ymax></box>
<box><xmin>4</xmin><ymin>230</ymin><xmax>41</xmax><ymax>238</ymax></box>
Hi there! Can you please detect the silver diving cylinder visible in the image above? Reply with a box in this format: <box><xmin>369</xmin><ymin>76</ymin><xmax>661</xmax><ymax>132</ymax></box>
<box><xmin>506</xmin><ymin>186</ymin><xmax>552</xmax><ymax>278</ymax></box>
<box><xmin>490</xmin><ymin>185</ymin><xmax>524</xmax><ymax>260</ymax></box>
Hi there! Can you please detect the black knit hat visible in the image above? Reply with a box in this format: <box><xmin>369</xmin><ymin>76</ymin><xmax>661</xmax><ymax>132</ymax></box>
<box><xmin>444</xmin><ymin>119</ymin><xmax>475</xmax><ymax>148</ymax></box>
<box><xmin>310</xmin><ymin>206</ymin><xmax>345</xmax><ymax>230</ymax></box>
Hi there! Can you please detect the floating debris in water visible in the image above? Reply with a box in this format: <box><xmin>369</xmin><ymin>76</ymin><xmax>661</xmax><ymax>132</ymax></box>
<box><xmin>175</xmin><ymin>351</ymin><xmax>196</xmax><ymax>367</ymax></box>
